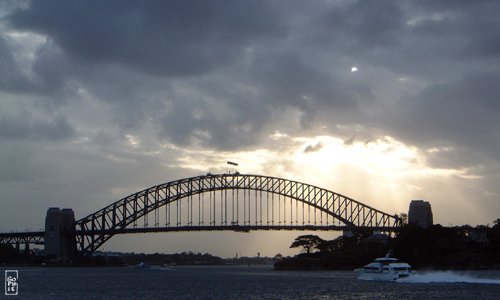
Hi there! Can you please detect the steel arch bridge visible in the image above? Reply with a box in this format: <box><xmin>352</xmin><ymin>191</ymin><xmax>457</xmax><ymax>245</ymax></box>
<box><xmin>75</xmin><ymin>173</ymin><xmax>402</xmax><ymax>255</ymax></box>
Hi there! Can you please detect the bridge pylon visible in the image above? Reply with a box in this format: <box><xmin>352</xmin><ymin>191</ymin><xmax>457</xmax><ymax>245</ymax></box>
<box><xmin>44</xmin><ymin>208</ymin><xmax>77</xmax><ymax>262</ymax></box>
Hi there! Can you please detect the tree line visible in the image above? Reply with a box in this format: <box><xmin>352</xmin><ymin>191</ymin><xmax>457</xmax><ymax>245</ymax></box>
<box><xmin>275</xmin><ymin>219</ymin><xmax>500</xmax><ymax>270</ymax></box>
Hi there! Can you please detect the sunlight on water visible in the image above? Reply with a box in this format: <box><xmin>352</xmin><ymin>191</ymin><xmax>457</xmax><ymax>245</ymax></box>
<box><xmin>399</xmin><ymin>271</ymin><xmax>500</xmax><ymax>284</ymax></box>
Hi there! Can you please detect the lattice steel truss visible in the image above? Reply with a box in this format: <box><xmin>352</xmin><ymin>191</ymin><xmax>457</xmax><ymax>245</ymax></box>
<box><xmin>75</xmin><ymin>173</ymin><xmax>402</xmax><ymax>255</ymax></box>
<box><xmin>0</xmin><ymin>231</ymin><xmax>44</xmax><ymax>245</ymax></box>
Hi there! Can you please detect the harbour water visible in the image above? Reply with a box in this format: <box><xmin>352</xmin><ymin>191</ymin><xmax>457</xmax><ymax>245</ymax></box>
<box><xmin>4</xmin><ymin>266</ymin><xmax>500</xmax><ymax>299</ymax></box>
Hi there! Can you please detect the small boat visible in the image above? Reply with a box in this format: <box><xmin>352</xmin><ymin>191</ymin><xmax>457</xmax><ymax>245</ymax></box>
<box><xmin>134</xmin><ymin>262</ymin><xmax>151</xmax><ymax>269</ymax></box>
<box><xmin>354</xmin><ymin>251</ymin><xmax>414</xmax><ymax>281</ymax></box>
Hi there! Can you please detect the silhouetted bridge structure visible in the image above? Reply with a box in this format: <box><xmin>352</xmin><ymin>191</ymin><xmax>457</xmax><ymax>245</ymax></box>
<box><xmin>0</xmin><ymin>173</ymin><xmax>402</xmax><ymax>260</ymax></box>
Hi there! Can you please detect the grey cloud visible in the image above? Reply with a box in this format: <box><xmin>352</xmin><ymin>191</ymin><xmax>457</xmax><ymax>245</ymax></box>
<box><xmin>310</xmin><ymin>0</ymin><xmax>500</xmax><ymax>80</ymax></box>
<box><xmin>3</xmin><ymin>0</ymin><xmax>500</xmax><ymax>167</ymax></box>
<box><xmin>8</xmin><ymin>0</ymin><xmax>287</xmax><ymax>77</ymax></box>
<box><xmin>320</xmin><ymin>0</ymin><xmax>405</xmax><ymax>50</ymax></box>
<box><xmin>424</xmin><ymin>147</ymin><xmax>484</xmax><ymax>171</ymax></box>
<box><xmin>464</xmin><ymin>38</ymin><xmax>500</xmax><ymax>61</ymax></box>
<box><xmin>157</xmin><ymin>91</ymin><xmax>270</xmax><ymax>150</ymax></box>
<box><xmin>29</xmin><ymin>42</ymin><xmax>71</xmax><ymax>95</ymax></box>
<box><xmin>0</xmin><ymin>143</ymin><xmax>46</xmax><ymax>183</ymax></box>
<box><xmin>0</xmin><ymin>32</ymin><xmax>74</xmax><ymax>98</ymax></box>
<box><xmin>304</xmin><ymin>142</ymin><xmax>322</xmax><ymax>153</ymax></box>
<box><xmin>0</xmin><ymin>35</ymin><xmax>28</xmax><ymax>92</ymax></box>
<box><xmin>4</xmin><ymin>0</ymin><xmax>289</xmax><ymax>145</ymax></box>
<box><xmin>410</xmin><ymin>1</ymin><xmax>500</xmax><ymax>62</ymax></box>
<box><xmin>250</xmin><ymin>52</ymin><xmax>361</xmax><ymax>129</ymax></box>
<box><xmin>384</xmin><ymin>70</ymin><xmax>500</xmax><ymax>169</ymax></box>
<box><xmin>0</xmin><ymin>113</ymin><xmax>76</xmax><ymax>141</ymax></box>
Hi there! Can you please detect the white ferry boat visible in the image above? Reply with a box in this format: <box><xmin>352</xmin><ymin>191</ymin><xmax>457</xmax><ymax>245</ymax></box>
<box><xmin>354</xmin><ymin>251</ymin><xmax>415</xmax><ymax>281</ymax></box>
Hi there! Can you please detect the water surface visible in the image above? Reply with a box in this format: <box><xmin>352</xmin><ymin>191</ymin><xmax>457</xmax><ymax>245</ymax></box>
<box><xmin>4</xmin><ymin>266</ymin><xmax>500</xmax><ymax>299</ymax></box>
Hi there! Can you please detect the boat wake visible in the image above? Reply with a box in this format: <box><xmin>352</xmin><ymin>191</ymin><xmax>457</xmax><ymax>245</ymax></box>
<box><xmin>398</xmin><ymin>271</ymin><xmax>500</xmax><ymax>284</ymax></box>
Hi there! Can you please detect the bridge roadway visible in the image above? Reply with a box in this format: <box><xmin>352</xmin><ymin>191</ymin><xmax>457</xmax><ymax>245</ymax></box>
<box><xmin>0</xmin><ymin>224</ymin><xmax>387</xmax><ymax>245</ymax></box>
<box><xmin>0</xmin><ymin>173</ymin><xmax>402</xmax><ymax>258</ymax></box>
<box><xmin>0</xmin><ymin>231</ymin><xmax>45</xmax><ymax>245</ymax></box>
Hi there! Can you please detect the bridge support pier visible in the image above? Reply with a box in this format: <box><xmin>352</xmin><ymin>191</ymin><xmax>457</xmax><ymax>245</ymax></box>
<box><xmin>24</xmin><ymin>242</ymin><xmax>29</xmax><ymax>255</ymax></box>
<box><xmin>44</xmin><ymin>208</ymin><xmax>77</xmax><ymax>263</ymax></box>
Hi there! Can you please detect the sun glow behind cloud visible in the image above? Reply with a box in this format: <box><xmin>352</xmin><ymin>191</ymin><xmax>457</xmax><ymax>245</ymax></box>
<box><xmin>289</xmin><ymin>135</ymin><xmax>457</xmax><ymax>213</ymax></box>
<box><xmin>293</xmin><ymin>136</ymin><xmax>462</xmax><ymax>179</ymax></box>
<box><xmin>169</xmin><ymin>133</ymin><xmax>473</xmax><ymax>220</ymax></box>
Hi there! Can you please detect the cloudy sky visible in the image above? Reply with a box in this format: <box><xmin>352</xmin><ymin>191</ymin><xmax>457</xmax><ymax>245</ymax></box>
<box><xmin>1</xmin><ymin>0</ymin><xmax>499</xmax><ymax>257</ymax></box>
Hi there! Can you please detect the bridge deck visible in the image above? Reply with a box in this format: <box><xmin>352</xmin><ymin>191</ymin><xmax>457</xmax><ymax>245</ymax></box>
<box><xmin>0</xmin><ymin>231</ymin><xmax>45</xmax><ymax>245</ymax></box>
<box><xmin>1</xmin><ymin>224</ymin><xmax>400</xmax><ymax>246</ymax></box>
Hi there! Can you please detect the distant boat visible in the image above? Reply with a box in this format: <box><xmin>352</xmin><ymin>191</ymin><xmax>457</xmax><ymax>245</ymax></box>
<box><xmin>161</xmin><ymin>263</ymin><xmax>176</xmax><ymax>269</ymax></box>
<box><xmin>354</xmin><ymin>251</ymin><xmax>415</xmax><ymax>281</ymax></box>
<box><xmin>134</xmin><ymin>262</ymin><xmax>151</xmax><ymax>269</ymax></box>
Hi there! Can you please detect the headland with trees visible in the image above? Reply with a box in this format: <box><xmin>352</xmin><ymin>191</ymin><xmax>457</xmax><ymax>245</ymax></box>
<box><xmin>274</xmin><ymin>219</ymin><xmax>500</xmax><ymax>270</ymax></box>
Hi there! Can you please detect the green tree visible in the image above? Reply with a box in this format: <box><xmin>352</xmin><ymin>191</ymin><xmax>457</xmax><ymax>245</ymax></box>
<box><xmin>289</xmin><ymin>235</ymin><xmax>325</xmax><ymax>254</ymax></box>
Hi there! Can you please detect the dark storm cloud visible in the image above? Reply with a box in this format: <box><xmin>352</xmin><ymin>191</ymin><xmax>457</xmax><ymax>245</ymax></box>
<box><xmin>0</xmin><ymin>33</ymin><xmax>72</xmax><ymax>97</ymax></box>
<box><xmin>320</xmin><ymin>0</ymin><xmax>405</xmax><ymax>49</ymax></box>
<box><xmin>158</xmin><ymin>89</ymin><xmax>270</xmax><ymax>149</ymax></box>
<box><xmin>249</xmin><ymin>51</ymin><xmax>371</xmax><ymax>131</ymax></box>
<box><xmin>386</xmin><ymin>70</ymin><xmax>500</xmax><ymax>168</ymax></box>
<box><xmin>251</xmin><ymin>52</ymin><xmax>356</xmax><ymax>110</ymax></box>
<box><xmin>4</xmin><ymin>0</ymin><xmax>290</xmax><ymax>149</ymax></box>
<box><xmin>311</xmin><ymin>0</ymin><xmax>500</xmax><ymax>79</ymax></box>
<box><xmin>29</xmin><ymin>42</ymin><xmax>71</xmax><ymax>95</ymax></box>
<box><xmin>8</xmin><ymin>0</ymin><xmax>286</xmax><ymax>77</ymax></box>
<box><xmin>411</xmin><ymin>0</ymin><xmax>500</xmax><ymax>62</ymax></box>
<box><xmin>2</xmin><ymin>0</ymin><xmax>500</xmax><ymax>168</ymax></box>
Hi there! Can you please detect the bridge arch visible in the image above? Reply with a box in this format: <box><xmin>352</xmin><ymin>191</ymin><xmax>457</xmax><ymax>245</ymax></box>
<box><xmin>76</xmin><ymin>173</ymin><xmax>401</xmax><ymax>255</ymax></box>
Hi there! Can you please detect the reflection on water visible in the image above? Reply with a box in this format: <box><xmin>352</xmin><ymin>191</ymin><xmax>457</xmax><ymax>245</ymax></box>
<box><xmin>3</xmin><ymin>266</ymin><xmax>500</xmax><ymax>299</ymax></box>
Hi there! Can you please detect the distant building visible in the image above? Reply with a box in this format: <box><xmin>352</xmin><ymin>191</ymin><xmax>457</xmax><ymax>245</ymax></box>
<box><xmin>408</xmin><ymin>200</ymin><xmax>433</xmax><ymax>229</ymax></box>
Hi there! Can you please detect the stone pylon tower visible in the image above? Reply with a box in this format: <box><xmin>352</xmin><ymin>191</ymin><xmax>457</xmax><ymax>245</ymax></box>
<box><xmin>44</xmin><ymin>207</ymin><xmax>76</xmax><ymax>262</ymax></box>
